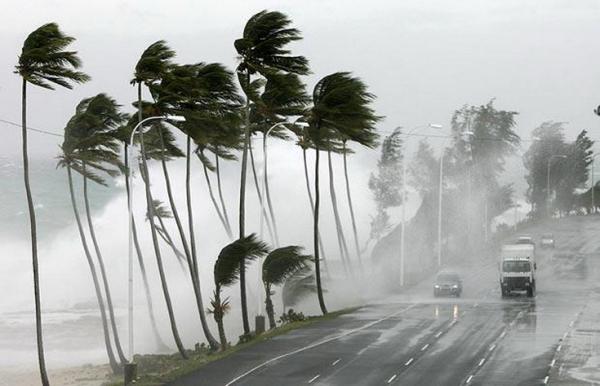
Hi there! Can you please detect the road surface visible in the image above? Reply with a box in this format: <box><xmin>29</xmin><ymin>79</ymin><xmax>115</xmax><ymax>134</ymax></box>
<box><xmin>172</xmin><ymin>216</ymin><xmax>600</xmax><ymax>386</ymax></box>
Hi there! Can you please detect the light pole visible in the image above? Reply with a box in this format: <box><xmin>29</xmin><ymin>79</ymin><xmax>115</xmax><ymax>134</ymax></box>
<box><xmin>126</xmin><ymin>115</ymin><xmax>184</xmax><ymax>360</ymax></box>
<box><xmin>546</xmin><ymin>154</ymin><xmax>567</xmax><ymax>218</ymax></box>
<box><xmin>400</xmin><ymin>123</ymin><xmax>442</xmax><ymax>286</ymax></box>
<box><xmin>592</xmin><ymin>153</ymin><xmax>600</xmax><ymax>214</ymax></box>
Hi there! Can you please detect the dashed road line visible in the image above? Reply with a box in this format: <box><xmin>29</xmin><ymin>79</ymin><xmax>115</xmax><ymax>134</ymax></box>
<box><xmin>331</xmin><ymin>359</ymin><xmax>340</xmax><ymax>366</ymax></box>
<box><xmin>308</xmin><ymin>374</ymin><xmax>320</xmax><ymax>383</ymax></box>
<box><xmin>387</xmin><ymin>374</ymin><xmax>397</xmax><ymax>383</ymax></box>
<box><xmin>478</xmin><ymin>358</ymin><xmax>485</xmax><ymax>366</ymax></box>
<box><xmin>421</xmin><ymin>344</ymin><xmax>429</xmax><ymax>351</ymax></box>
<box><xmin>550</xmin><ymin>359</ymin><xmax>555</xmax><ymax>367</ymax></box>
<box><xmin>543</xmin><ymin>375</ymin><xmax>549</xmax><ymax>384</ymax></box>
<box><xmin>488</xmin><ymin>343</ymin><xmax>496</xmax><ymax>352</ymax></box>
<box><xmin>405</xmin><ymin>358</ymin><xmax>414</xmax><ymax>366</ymax></box>
<box><xmin>466</xmin><ymin>375</ymin><xmax>474</xmax><ymax>384</ymax></box>
<box><xmin>435</xmin><ymin>331</ymin><xmax>443</xmax><ymax>338</ymax></box>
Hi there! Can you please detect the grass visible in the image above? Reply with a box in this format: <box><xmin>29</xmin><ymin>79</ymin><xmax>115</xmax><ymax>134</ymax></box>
<box><xmin>107</xmin><ymin>307</ymin><xmax>358</xmax><ymax>386</ymax></box>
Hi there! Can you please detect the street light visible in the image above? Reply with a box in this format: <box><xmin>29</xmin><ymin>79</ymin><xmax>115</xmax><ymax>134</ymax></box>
<box><xmin>126</xmin><ymin>115</ymin><xmax>184</xmax><ymax>360</ymax></box>
<box><xmin>546</xmin><ymin>154</ymin><xmax>567</xmax><ymax>218</ymax></box>
<box><xmin>400</xmin><ymin>123</ymin><xmax>442</xmax><ymax>286</ymax></box>
<box><xmin>255</xmin><ymin>119</ymin><xmax>308</xmax><ymax>329</ymax></box>
<box><xmin>591</xmin><ymin>153</ymin><xmax>600</xmax><ymax>213</ymax></box>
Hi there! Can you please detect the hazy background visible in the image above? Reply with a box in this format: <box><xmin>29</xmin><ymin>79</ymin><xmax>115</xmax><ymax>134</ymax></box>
<box><xmin>1</xmin><ymin>0</ymin><xmax>600</xmax><ymax>371</ymax></box>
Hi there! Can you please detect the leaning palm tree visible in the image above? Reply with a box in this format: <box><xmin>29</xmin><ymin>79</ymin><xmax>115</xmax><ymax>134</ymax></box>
<box><xmin>132</xmin><ymin>40</ymin><xmax>188</xmax><ymax>358</ymax></box>
<box><xmin>305</xmin><ymin>72</ymin><xmax>380</xmax><ymax>315</ymax></box>
<box><xmin>15</xmin><ymin>22</ymin><xmax>90</xmax><ymax>385</ymax></box>
<box><xmin>235</xmin><ymin>10</ymin><xmax>309</xmax><ymax>334</ymax></box>
<box><xmin>262</xmin><ymin>246</ymin><xmax>312</xmax><ymax>329</ymax></box>
<box><xmin>70</xmin><ymin>94</ymin><xmax>129</xmax><ymax>365</ymax></box>
<box><xmin>210</xmin><ymin>234</ymin><xmax>269</xmax><ymax>350</ymax></box>
<box><xmin>155</xmin><ymin>62</ymin><xmax>242</xmax><ymax>350</ymax></box>
<box><xmin>58</xmin><ymin>107</ymin><xmax>122</xmax><ymax>374</ymax></box>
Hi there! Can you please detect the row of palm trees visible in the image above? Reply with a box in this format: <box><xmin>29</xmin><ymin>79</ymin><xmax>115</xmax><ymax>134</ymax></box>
<box><xmin>16</xmin><ymin>10</ymin><xmax>379</xmax><ymax>384</ymax></box>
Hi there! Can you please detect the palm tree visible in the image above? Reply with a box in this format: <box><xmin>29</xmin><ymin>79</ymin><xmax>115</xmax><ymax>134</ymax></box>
<box><xmin>262</xmin><ymin>246</ymin><xmax>312</xmax><ymax>329</ymax></box>
<box><xmin>147</xmin><ymin>199</ymin><xmax>187</xmax><ymax>272</ymax></box>
<box><xmin>235</xmin><ymin>10</ymin><xmax>309</xmax><ymax>334</ymax></box>
<box><xmin>78</xmin><ymin>95</ymin><xmax>128</xmax><ymax>364</ymax></box>
<box><xmin>305</xmin><ymin>72</ymin><xmax>380</xmax><ymax>315</ymax></box>
<box><xmin>58</xmin><ymin>105</ymin><xmax>122</xmax><ymax>374</ymax></box>
<box><xmin>155</xmin><ymin>62</ymin><xmax>243</xmax><ymax>350</ymax></box>
<box><xmin>115</xmin><ymin>121</ymin><xmax>168</xmax><ymax>351</ymax></box>
<box><xmin>198</xmin><ymin>150</ymin><xmax>233</xmax><ymax>239</ymax></box>
<box><xmin>15</xmin><ymin>22</ymin><xmax>90</xmax><ymax>385</ymax></box>
<box><xmin>210</xmin><ymin>234</ymin><xmax>269</xmax><ymax>350</ymax></box>
<box><xmin>132</xmin><ymin>40</ymin><xmax>188</xmax><ymax>358</ymax></box>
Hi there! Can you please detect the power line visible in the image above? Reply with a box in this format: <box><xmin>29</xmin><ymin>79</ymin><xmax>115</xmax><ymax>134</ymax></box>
<box><xmin>0</xmin><ymin>118</ymin><xmax>62</xmax><ymax>138</ymax></box>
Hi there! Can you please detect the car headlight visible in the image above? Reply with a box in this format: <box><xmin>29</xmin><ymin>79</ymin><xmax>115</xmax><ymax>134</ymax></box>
<box><xmin>452</xmin><ymin>285</ymin><xmax>458</xmax><ymax>288</ymax></box>
<box><xmin>434</xmin><ymin>285</ymin><xmax>440</xmax><ymax>288</ymax></box>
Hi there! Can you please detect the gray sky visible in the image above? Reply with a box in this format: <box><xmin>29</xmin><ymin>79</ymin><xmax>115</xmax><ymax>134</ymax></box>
<box><xmin>1</xmin><ymin>0</ymin><xmax>600</xmax><ymax>161</ymax></box>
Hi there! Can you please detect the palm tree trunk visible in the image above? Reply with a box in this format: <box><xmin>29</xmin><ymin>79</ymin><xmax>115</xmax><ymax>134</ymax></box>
<box><xmin>155</xmin><ymin>215</ymin><xmax>187</xmax><ymax>271</ymax></box>
<box><xmin>238</xmin><ymin>71</ymin><xmax>251</xmax><ymax>335</ymax></box>
<box><xmin>249</xmin><ymin>141</ymin><xmax>276</xmax><ymax>244</ymax></box>
<box><xmin>215</xmin><ymin>152</ymin><xmax>233</xmax><ymax>237</ymax></box>
<box><xmin>21</xmin><ymin>80</ymin><xmax>50</xmax><ymax>386</ymax></box>
<box><xmin>327</xmin><ymin>148</ymin><xmax>352</xmax><ymax>275</ymax></box>
<box><xmin>261</xmin><ymin>135</ymin><xmax>280</xmax><ymax>246</ymax></box>
<box><xmin>342</xmin><ymin>142</ymin><xmax>362</xmax><ymax>268</ymax></box>
<box><xmin>186</xmin><ymin>136</ymin><xmax>220</xmax><ymax>350</ymax></box>
<box><xmin>124</xmin><ymin>146</ymin><xmax>167</xmax><ymax>351</ymax></box>
<box><xmin>265</xmin><ymin>285</ymin><xmax>276</xmax><ymax>329</ymax></box>
<box><xmin>313</xmin><ymin>130</ymin><xmax>328</xmax><ymax>315</ymax></box>
<box><xmin>67</xmin><ymin>166</ymin><xmax>120</xmax><ymax>373</ymax></box>
<box><xmin>82</xmin><ymin>165</ymin><xmax>127</xmax><ymax>364</ymax></box>
<box><xmin>213</xmin><ymin>287</ymin><xmax>228</xmax><ymax>351</ymax></box>
<box><xmin>202</xmin><ymin>156</ymin><xmax>233</xmax><ymax>239</ymax></box>
<box><xmin>138</xmin><ymin>83</ymin><xmax>187</xmax><ymax>359</ymax></box>
<box><xmin>302</xmin><ymin>148</ymin><xmax>329</xmax><ymax>275</ymax></box>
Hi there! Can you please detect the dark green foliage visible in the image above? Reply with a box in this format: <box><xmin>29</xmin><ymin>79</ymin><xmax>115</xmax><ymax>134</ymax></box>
<box><xmin>16</xmin><ymin>22</ymin><xmax>90</xmax><ymax>89</ymax></box>
<box><xmin>132</xmin><ymin>40</ymin><xmax>175</xmax><ymax>86</ymax></box>
<box><xmin>214</xmin><ymin>234</ymin><xmax>269</xmax><ymax>289</ymax></box>
<box><xmin>279</xmin><ymin>309</ymin><xmax>306</xmax><ymax>324</ymax></box>
<box><xmin>369</xmin><ymin>127</ymin><xmax>403</xmax><ymax>210</ymax></box>
<box><xmin>262</xmin><ymin>246</ymin><xmax>312</xmax><ymax>286</ymax></box>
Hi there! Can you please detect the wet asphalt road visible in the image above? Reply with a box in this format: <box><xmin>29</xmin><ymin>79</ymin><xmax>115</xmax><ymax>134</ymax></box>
<box><xmin>171</xmin><ymin>217</ymin><xmax>600</xmax><ymax>386</ymax></box>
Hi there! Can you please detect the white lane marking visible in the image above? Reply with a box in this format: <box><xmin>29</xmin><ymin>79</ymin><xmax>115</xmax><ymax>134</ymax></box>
<box><xmin>478</xmin><ymin>358</ymin><xmax>485</xmax><ymax>367</ymax></box>
<box><xmin>387</xmin><ymin>374</ymin><xmax>397</xmax><ymax>384</ymax></box>
<box><xmin>557</xmin><ymin>345</ymin><xmax>562</xmax><ymax>352</ymax></box>
<box><xmin>550</xmin><ymin>359</ymin><xmax>556</xmax><ymax>367</ymax></box>
<box><xmin>489</xmin><ymin>343</ymin><xmax>496</xmax><ymax>351</ymax></box>
<box><xmin>405</xmin><ymin>358</ymin><xmax>414</xmax><ymax>366</ymax></box>
<box><xmin>544</xmin><ymin>375</ymin><xmax>549</xmax><ymax>384</ymax></box>
<box><xmin>466</xmin><ymin>375</ymin><xmax>474</xmax><ymax>384</ymax></box>
<box><xmin>331</xmin><ymin>359</ymin><xmax>341</xmax><ymax>366</ymax></box>
<box><xmin>224</xmin><ymin>304</ymin><xmax>418</xmax><ymax>385</ymax></box>
<box><xmin>500</xmin><ymin>331</ymin><xmax>506</xmax><ymax>339</ymax></box>
<box><xmin>308</xmin><ymin>374</ymin><xmax>320</xmax><ymax>384</ymax></box>
<box><xmin>569</xmin><ymin>321</ymin><xmax>574</xmax><ymax>328</ymax></box>
<box><xmin>563</xmin><ymin>332</ymin><xmax>568</xmax><ymax>339</ymax></box>
<box><xmin>435</xmin><ymin>331</ymin><xmax>443</xmax><ymax>338</ymax></box>
<box><xmin>421</xmin><ymin>344</ymin><xmax>429</xmax><ymax>351</ymax></box>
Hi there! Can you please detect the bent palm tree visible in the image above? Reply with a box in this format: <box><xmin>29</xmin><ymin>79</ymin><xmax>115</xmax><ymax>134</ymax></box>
<box><xmin>132</xmin><ymin>40</ymin><xmax>188</xmax><ymax>358</ymax></box>
<box><xmin>262</xmin><ymin>246</ymin><xmax>312</xmax><ymax>329</ymax></box>
<box><xmin>210</xmin><ymin>234</ymin><xmax>269</xmax><ymax>350</ymax></box>
<box><xmin>235</xmin><ymin>10</ymin><xmax>309</xmax><ymax>334</ymax></box>
<box><xmin>16</xmin><ymin>22</ymin><xmax>90</xmax><ymax>385</ymax></box>
<box><xmin>305</xmin><ymin>72</ymin><xmax>380</xmax><ymax>315</ymax></box>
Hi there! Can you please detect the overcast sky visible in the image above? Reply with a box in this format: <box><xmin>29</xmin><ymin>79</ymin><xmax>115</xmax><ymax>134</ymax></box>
<box><xmin>1</xmin><ymin>0</ymin><xmax>600</xmax><ymax>161</ymax></box>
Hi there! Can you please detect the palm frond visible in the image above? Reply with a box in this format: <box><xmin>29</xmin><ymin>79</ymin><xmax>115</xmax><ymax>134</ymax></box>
<box><xmin>262</xmin><ymin>246</ymin><xmax>313</xmax><ymax>286</ymax></box>
<box><xmin>214</xmin><ymin>234</ymin><xmax>269</xmax><ymax>288</ymax></box>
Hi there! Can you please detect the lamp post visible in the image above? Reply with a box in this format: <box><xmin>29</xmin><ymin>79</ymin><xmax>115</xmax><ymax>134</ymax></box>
<box><xmin>400</xmin><ymin>123</ymin><xmax>442</xmax><ymax>286</ymax></box>
<box><xmin>126</xmin><ymin>115</ymin><xmax>185</xmax><ymax>360</ymax></box>
<box><xmin>546</xmin><ymin>154</ymin><xmax>567</xmax><ymax>218</ymax></box>
<box><xmin>592</xmin><ymin>154</ymin><xmax>600</xmax><ymax>214</ymax></box>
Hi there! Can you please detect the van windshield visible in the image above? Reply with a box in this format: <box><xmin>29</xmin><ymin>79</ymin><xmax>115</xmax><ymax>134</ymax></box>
<box><xmin>503</xmin><ymin>261</ymin><xmax>531</xmax><ymax>272</ymax></box>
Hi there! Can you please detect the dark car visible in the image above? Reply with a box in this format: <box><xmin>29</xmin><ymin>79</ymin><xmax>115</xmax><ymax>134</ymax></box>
<box><xmin>434</xmin><ymin>272</ymin><xmax>462</xmax><ymax>297</ymax></box>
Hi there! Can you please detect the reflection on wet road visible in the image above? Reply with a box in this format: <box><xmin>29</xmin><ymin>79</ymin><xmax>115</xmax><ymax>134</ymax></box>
<box><xmin>172</xmin><ymin>217</ymin><xmax>600</xmax><ymax>386</ymax></box>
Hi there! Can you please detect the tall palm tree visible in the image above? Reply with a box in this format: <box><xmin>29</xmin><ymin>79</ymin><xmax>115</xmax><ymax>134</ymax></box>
<box><xmin>155</xmin><ymin>62</ymin><xmax>242</xmax><ymax>350</ymax></box>
<box><xmin>132</xmin><ymin>40</ymin><xmax>188</xmax><ymax>358</ymax></box>
<box><xmin>198</xmin><ymin>150</ymin><xmax>233</xmax><ymax>239</ymax></box>
<box><xmin>147</xmin><ymin>199</ymin><xmax>187</xmax><ymax>271</ymax></box>
<box><xmin>262</xmin><ymin>246</ymin><xmax>312</xmax><ymax>329</ymax></box>
<box><xmin>58</xmin><ymin>105</ymin><xmax>122</xmax><ymax>374</ymax></box>
<box><xmin>115</xmin><ymin>122</ymin><xmax>168</xmax><ymax>351</ymax></box>
<box><xmin>210</xmin><ymin>234</ymin><xmax>269</xmax><ymax>350</ymax></box>
<box><xmin>70</xmin><ymin>95</ymin><xmax>129</xmax><ymax>364</ymax></box>
<box><xmin>15</xmin><ymin>22</ymin><xmax>90</xmax><ymax>385</ymax></box>
<box><xmin>305</xmin><ymin>72</ymin><xmax>380</xmax><ymax>315</ymax></box>
<box><xmin>235</xmin><ymin>10</ymin><xmax>309</xmax><ymax>334</ymax></box>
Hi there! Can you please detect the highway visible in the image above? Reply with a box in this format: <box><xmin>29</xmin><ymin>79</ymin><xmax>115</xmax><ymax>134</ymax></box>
<box><xmin>172</xmin><ymin>216</ymin><xmax>600</xmax><ymax>386</ymax></box>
